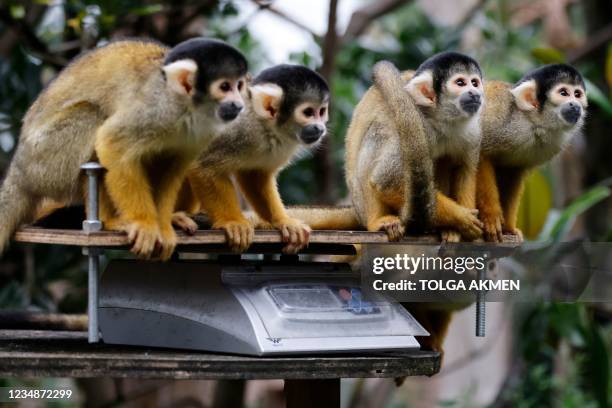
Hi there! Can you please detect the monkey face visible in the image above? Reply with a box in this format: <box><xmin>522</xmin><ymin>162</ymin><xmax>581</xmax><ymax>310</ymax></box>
<box><xmin>512</xmin><ymin>73</ymin><xmax>587</xmax><ymax>131</ymax></box>
<box><xmin>548</xmin><ymin>83</ymin><xmax>587</xmax><ymax>126</ymax></box>
<box><xmin>163</xmin><ymin>38</ymin><xmax>249</xmax><ymax>131</ymax></box>
<box><xmin>445</xmin><ymin>73</ymin><xmax>483</xmax><ymax>117</ymax></box>
<box><xmin>293</xmin><ymin>101</ymin><xmax>329</xmax><ymax>145</ymax></box>
<box><xmin>209</xmin><ymin>77</ymin><xmax>246</xmax><ymax>122</ymax></box>
<box><xmin>249</xmin><ymin>65</ymin><xmax>330</xmax><ymax>146</ymax></box>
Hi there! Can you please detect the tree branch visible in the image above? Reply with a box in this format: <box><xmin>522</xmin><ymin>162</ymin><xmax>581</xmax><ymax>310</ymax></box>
<box><xmin>250</xmin><ymin>0</ymin><xmax>320</xmax><ymax>41</ymax></box>
<box><xmin>341</xmin><ymin>0</ymin><xmax>412</xmax><ymax>43</ymax></box>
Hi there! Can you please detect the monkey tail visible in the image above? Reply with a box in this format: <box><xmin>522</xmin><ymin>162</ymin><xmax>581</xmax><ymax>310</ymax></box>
<box><xmin>247</xmin><ymin>206</ymin><xmax>362</xmax><ymax>230</ymax></box>
<box><xmin>0</xmin><ymin>168</ymin><xmax>36</xmax><ymax>254</ymax></box>
<box><xmin>371</xmin><ymin>61</ymin><xmax>435</xmax><ymax>231</ymax></box>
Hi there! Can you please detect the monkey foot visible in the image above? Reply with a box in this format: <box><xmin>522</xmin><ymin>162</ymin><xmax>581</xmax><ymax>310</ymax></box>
<box><xmin>156</xmin><ymin>225</ymin><xmax>178</xmax><ymax>261</ymax></box>
<box><xmin>274</xmin><ymin>218</ymin><xmax>311</xmax><ymax>254</ymax></box>
<box><xmin>441</xmin><ymin>229</ymin><xmax>461</xmax><ymax>243</ymax></box>
<box><xmin>125</xmin><ymin>221</ymin><xmax>163</xmax><ymax>260</ymax></box>
<box><xmin>503</xmin><ymin>226</ymin><xmax>524</xmax><ymax>243</ymax></box>
<box><xmin>171</xmin><ymin>211</ymin><xmax>198</xmax><ymax>235</ymax></box>
<box><xmin>214</xmin><ymin>219</ymin><xmax>254</xmax><ymax>252</ymax></box>
<box><xmin>455</xmin><ymin>207</ymin><xmax>483</xmax><ymax>241</ymax></box>
<box><xmin>369</xmin><ymin>215</ymin><xmax>405</xmax><ymax>241</ymax></box>
<box><xmin>481</xmin><ymin>211</ymin><xmax>504</xmax><ymax>242</ymax></box>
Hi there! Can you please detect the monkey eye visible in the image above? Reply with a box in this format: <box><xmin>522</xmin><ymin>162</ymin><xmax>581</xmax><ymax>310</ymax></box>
<box><xmin>303</xmin><ymin>107</ymin><xmax>315</xmax><ymax>117</ymax></box>
<box><xmin>455</xmin><ymin>78</ymin><xmax>466</xmax><ymax>87</ymax></box>
<box><xmin>220</xmin><ymin>81</ymin><xmax>231</xmax><ymax>92</ymax></box>
<box><xmin>574</xmin><ymin>89</ymin><xmax>582</xmax><ymax>98</ymax></box>
<box><xmin>471</xmin><ymin>78</ymin><xmax>480</xmax><ymax>87</ymax></box>
<box><xmin>319</xmin><ymin>107</ymin><xmax>327</xmax><ymax>116</ymax></box>
<box><xmin>559</xmin><ymin>88</ymin><xmax>569</xmax><ymax>97</ymax></box>
<box><xmin>237</xmin><ymin>80</ymin><xmax>244</xmax><ymax>91</ymax></box>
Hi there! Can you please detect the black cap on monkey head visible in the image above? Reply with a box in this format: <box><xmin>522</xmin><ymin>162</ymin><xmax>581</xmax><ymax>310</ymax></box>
<box><xmin>253</xmin><ymin>64</ymin><xmax>330</xmax><ymax>124</ymax></box>
<box><xmin>414</xmin><ymin>51</ymin><xmax>482</xmax><ymax>97</ymax></box>
<box><xmin>165</xmin><ymin>38</ymin><xmax>248</xmax><ymax>95</ymax></box>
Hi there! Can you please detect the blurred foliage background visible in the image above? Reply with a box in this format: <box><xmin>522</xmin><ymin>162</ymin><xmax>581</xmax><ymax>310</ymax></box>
<box><xmin>0</xmin><ymin>0</ymin><xmax>611</xmax><ymax>407</ymax></box>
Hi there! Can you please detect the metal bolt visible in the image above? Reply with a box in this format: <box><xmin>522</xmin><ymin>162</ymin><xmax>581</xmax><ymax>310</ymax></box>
<box><xmin>81</xmin><ymin>162</ymin><xmax>103</xmax><ymax>233</ymax></box>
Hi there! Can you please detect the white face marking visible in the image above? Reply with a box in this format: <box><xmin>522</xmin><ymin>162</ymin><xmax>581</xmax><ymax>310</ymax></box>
<box><xmin>209</xmin><ymin>77</ymin><xmax>246</xmax><ymax>105</ymax></box>
<box><xmin>548</xmin><ymin>83</ymin><xmax>587</xmax><ymax>109</ymax></box>
<box><xmin>446</xmin><ymin>73</ymin><xmax>482</xmax><ymax>96</ymax></box>
<box><xmin>293</xmin><ymin>101</ymin><xmax>329</xmax><ymax>127</ymax></box>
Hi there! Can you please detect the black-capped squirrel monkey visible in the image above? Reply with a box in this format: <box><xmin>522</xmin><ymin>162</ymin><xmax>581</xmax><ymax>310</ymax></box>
<box><xmin>176</xmin><ymin>64</ymin><xmax>330</xmax><ymax>253</ymax></box>
<box><xmin>0</xmin><ymin>38</ymin><xmax>248</xmax><ymax>260</ymax></box>
<box><xmin>338</xmin><ymin>53</ymin><xmax>485</xmax><ymax>242</ymax></box>
<box><xmin>478</xmin><ymin>64</ymin><xmax>587</xmax><ymax>242</ymax></box>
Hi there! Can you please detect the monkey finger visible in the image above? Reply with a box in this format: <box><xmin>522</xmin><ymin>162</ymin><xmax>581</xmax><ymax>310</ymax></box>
<box><xmin>280</xmin><ymin>225</ymin><xmax>290</xmax><ymax>242</ymax></box>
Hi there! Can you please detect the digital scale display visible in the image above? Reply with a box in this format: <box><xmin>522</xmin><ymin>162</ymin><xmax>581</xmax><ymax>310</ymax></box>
<box><xmin>267</xmin><ymin>285</ymin><xmax>381</xmax><ymax>315</ymax></box>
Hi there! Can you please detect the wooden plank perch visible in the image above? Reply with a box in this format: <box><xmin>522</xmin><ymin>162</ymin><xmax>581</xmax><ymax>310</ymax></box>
<box><xmin>14</xmin><ymin>226</ymin><xmax>521</xmax><ymax>248</ymax></box>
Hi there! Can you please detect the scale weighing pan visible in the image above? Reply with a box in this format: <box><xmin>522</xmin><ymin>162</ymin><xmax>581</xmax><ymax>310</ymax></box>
<box><xmin>99</xmin><ymin>259</ymin><xmax>428</xmax><ymax>356</ymax></box>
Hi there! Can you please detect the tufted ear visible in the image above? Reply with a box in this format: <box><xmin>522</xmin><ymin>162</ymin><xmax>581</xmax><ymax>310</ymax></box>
<box><xmin>511</xmin><ymin>79</ymin><xmax>538</xmax><ymax>111</ymax></box>
<box><xmin>249</xmin><ymin>83</ymin><xmax>283</xmax><ymax>120</ymax></box>
<box><xmin>163</xmin><ymin>59</ymin><xmax>197</xmax><ymax>96</ymax></box>
<box><xmin>404</xmin><ymin>70</ymin><xmax>436</xmax><ymax>107</ymax></box>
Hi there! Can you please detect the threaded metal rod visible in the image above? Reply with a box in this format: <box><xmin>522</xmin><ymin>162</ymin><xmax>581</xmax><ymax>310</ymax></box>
<box><xmin>81</xmin><ymin>162</ymin><xmax>103</xmax><ymax>343</ymax></box>
<box><xmin>475</xmin><ymin>265</ymin><xmax>486</xmax><ymax>337</ymax></box>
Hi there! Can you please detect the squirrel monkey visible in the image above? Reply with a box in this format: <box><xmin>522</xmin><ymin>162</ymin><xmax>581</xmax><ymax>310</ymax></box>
<box><xmin>177</xmin><ymin>65</ymin><xmax>330</xmax><ymax>253</ymax></box>
<box><xmin>478</xmin><ymin>64</ymin><xmax>587</xmax><ymax>242</ymax></box>
<box><xmin>0</xmin><ymin>38</ymin><xmax>248</xmax><ymax>260</ymax></box>
<box><xmin>334</xmin><ymin>53</ymin><xmax>484</xmax><ymax>242</ymax></box>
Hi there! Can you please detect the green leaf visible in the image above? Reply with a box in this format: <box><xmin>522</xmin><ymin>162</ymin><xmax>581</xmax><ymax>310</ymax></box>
<box><xmin>585</xmin><ymin>79</ymin><xmax>612</xmax><ymax>118</ymax></box>
<box><xmin>548</xmin><ymin>185</ymin><xmax>611</xmax><ymax>241</ymax></box>
<box><xmin>130</xmin><ymin>4</ymin><xmax>163</xmax><ymax>16</ymax></box>
<box><xmin>531</xmin><ymin>47</ymin><xmax>565</xmax><ymax>64</ymax></box>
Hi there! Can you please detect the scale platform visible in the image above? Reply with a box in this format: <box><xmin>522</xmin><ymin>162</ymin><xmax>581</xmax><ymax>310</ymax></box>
<box><xmin>99</xmin><ymin>259</ymin><xmax>428</xmax><ymax>356</ymax></box>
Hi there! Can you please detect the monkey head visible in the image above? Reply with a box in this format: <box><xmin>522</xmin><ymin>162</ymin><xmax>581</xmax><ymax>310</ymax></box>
<box><xmin>248</xmin><ymin>64</ymin><xmax>330</xmax><ymax>145</ymax></box>
<box><xmin>162</xmin><ymin>38</ymin><xmax>248</xmax><ymax>125</ymax></box>
<box><xmin>405</xmin><ymin>51</ymin><xmax>484</xmax><ymax>120</ymax></box>
<box><xmin>511</xmin><ymin>64</ymin><xmax>587</xmax><ymax>129</ymax></box>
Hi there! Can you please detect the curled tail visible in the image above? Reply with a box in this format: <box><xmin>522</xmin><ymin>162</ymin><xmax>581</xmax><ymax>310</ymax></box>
<box><xmin>248</xmin><ymin>206</ymin><xmax>361</xmax><ymax>230</ymax></box>
<box><xmin>0</xmin><ymin>169</ymin><xmax>37</xmax><ymax>254</ymax></box>
<box><xmin>371</xmin><ymin>61</ymin><xmax>435</xmax><ymax>231</ymax></box>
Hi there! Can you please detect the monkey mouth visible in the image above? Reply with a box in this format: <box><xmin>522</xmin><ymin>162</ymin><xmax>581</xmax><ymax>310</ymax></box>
<box><xmin>561</xmin><ymin>109</ymin><xmax>581</xmax><ymax>125</ymax></box>
<box><xmin>461</xmin><ymin>101</ymin><xmax>481</xmax><ymax>115</ymax></box>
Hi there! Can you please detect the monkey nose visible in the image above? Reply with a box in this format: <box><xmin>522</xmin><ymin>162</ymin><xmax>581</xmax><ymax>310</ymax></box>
<box><xmin>219</xmin><ymin>101</ymin><xmax>243</xmax><ymax>122</ymax></box>
<box><xmin>300</xmin><ymin>124</ymin><xmax>326</xmax><ymax>144</ymax></box>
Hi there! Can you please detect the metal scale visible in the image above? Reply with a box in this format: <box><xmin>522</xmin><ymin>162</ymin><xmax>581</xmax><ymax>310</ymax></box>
<box><xmin>80</xmin><ymin>163</ymin><xmax>430</xmax><ymax>356</ymax></box>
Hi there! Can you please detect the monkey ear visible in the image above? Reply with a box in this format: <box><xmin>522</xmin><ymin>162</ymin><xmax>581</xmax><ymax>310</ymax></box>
<box><xmin>511</xmin><ymin>79</ymin><xmax>538</xmax><ymax>111</ymax></box>
<box><xmin>250</xmin><ymin>83</ymin><xmax>283</xmax><ymax>120</ymax></box>
<box><xmin>405</xmin><ymin>71</ymin><xmax>436</xmax><ymax>107</ymax></box>
<box><xmin>163</xmin><ymin>59</ymin><xmax>198</xmax><ymax>96</ymax></box>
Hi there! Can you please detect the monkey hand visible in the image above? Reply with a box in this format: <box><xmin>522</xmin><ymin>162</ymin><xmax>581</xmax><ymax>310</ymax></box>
<box><xmin>455</xmin><ymin>207</ymin><xmax>483</xmax><ymax>241</ymax></box>
<box><xmin>214</xmin><ymin>218</ymin><xmax>254</xmax><ymax>252</ymax></box>
<box><xmin>125</xmin><ymin>221</ymin><xmax>163</xmax><ymax>260</ymax></box>
<box><xmin>273</xmin><ymin>218</ymin><xmax>311</xmax><ymax>254</ymax></box>
<box><xmin>480</xmin><ymin>209</ymin><xmax>504</xmax><ymax>242</ymax></box>
<box><xmin>369</xmin><ymin>215</ymin><xmax>405</xmax><ymax>241</ymax></box>
<box><xmin>172</xmin><ymin>211</ymin><xmax>198</xmax><ymax>235</ymax></box>
<box><xmin>441</xmin><ymin>229</ymin><xmax>462</xmax><ymax>243</ymax></box>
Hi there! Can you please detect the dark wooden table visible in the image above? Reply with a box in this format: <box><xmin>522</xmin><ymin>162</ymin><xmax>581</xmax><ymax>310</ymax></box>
<box><xmin>0</xmin><ymin>330</ymin><xmax>440</xmax><ymax>407</ymax></box>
